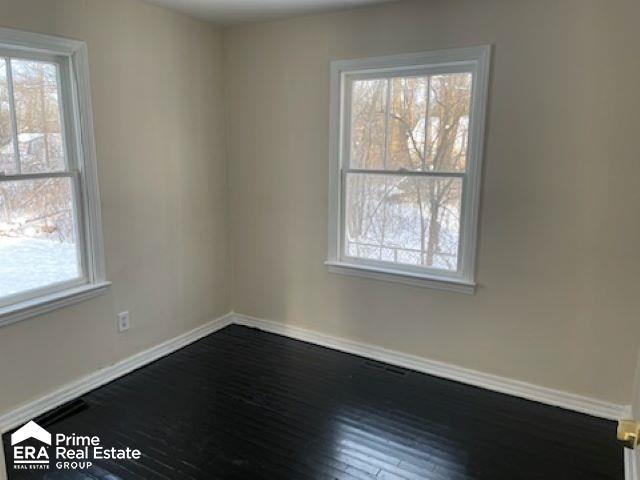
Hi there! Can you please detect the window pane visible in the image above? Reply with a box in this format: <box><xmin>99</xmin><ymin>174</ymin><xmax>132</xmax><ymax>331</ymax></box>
<box><xmin>350</xmin><ymin>78</ymin><xmax>387</xmax><ymax>169</ymax></box>
<box><xmin>349</xmin><ymin>72</ymin><xmax>472</xmax><ymax>173</ymax></box>
<box><xmin>389</xmin><ymin>76</ymin><xmax>428</xmax><ymax>170</ymax></box>
<box><xmin>11</xmin><ymin>60</ymin><xmax>66</xmax><ymax>173</ymax></box>
<box><xmin>426</xmin><ymin>73</ymin><xmax>471</xmax><ymax>172</ymax></box>
<box><xmin>345</xmin><ymin>173</ymin><xmax>462</xmax><ymax>271</ymax></box>
<box><xmin>0</xmin><ymin>177</ymin><xmax>81</xmax><ymax>300</ymax></box>
<box><xmin>0</xmin><ymin>59</ymin><xmax>17</xmax><ymax>176</ymax></box>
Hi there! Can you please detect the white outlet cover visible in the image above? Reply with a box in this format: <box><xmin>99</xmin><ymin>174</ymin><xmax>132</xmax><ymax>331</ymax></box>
<box><xmin>118</xmin><ymin>311</ymin><xmax>130</xmax><ymax>332</ymax></box>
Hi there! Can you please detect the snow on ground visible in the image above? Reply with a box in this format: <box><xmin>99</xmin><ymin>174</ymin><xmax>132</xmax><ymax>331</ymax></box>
<box><xmin>346</xmin><ymin>201</ymin><xmax>460</xmax><ymax>271</ymax></box>
<box><xmin>0</xmin><ymin>237</ymin><xmax>79</xmax><ymax>299</ymax></box>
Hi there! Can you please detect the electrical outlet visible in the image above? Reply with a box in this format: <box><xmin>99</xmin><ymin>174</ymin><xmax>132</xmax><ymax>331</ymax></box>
<box><xmin>117</xmin><ymin>311</ymin><xmax>130</xmax><ymax>332</ymax></box>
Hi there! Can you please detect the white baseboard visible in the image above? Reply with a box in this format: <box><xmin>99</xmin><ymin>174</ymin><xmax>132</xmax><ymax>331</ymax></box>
<box><xmin>0</xmin><ymin>312</ymin><xmax>234</xmax><ymax>434</ymax></box>
<box><xmin>625</xmin><ymin>449</ymin><xmax>638</xmax><ymax>480</ymax></box>
<box><xmin>0</xmin><ymin>310</ymin><xmax>629</xmax><ymax>480</ymax></box>
<box><xmin>0</xmin><ymin>311</ymin><xmax>627</xmax><ymax>428</ymax></box>
<box><xmin>232</xmin><ymin>313</ymin><xmax>629</xmax><ymax>421</ymax></box>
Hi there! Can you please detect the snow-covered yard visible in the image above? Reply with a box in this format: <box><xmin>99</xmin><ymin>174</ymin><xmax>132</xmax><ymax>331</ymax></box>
<box><xmin>346</xmin><ymin>200</ymin><xmax>461</xmax><ymax>271</ymax></box>
<box><xmin>0</xmin><ymin>237</ymin><xmax>79</xmax><ymax>299</ymax></box>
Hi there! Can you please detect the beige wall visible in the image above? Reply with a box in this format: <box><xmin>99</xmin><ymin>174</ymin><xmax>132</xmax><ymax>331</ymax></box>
<box><xmin>0</xmin><ymin>0</ymin><xmax>230</xmax><ymax>414</ymax></box>
<box><xmin>225</xmin><ymin>0</ymin><xmax>640</xmax><ymax>404</ymax></box>
<box><xmin>1</xmin><ymin>0</ymin><xmax>639</xmax><ymax>421</ymax></box>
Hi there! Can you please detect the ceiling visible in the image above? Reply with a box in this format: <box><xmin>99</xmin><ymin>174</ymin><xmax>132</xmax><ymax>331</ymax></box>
<box><xmin>143</xmin><ymin>0</ymin><xmax>396</xmax><ymax>25</ymax></box>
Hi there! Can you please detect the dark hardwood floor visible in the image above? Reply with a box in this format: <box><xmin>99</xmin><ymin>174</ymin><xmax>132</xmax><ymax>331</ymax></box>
<box><xmin>3</xmin><ymin>325</ymin><xmax>623</xmax><ymax>479</ymax></box>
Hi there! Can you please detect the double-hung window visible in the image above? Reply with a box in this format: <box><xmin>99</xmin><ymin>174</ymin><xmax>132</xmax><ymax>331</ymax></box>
<box><xmin>0</xmin><ymin>28</ymin><xmax>108</xmax><ymax>326</ymax></box>
<box><xmin>327</xmin><ymin>46</ymin><xmax>490</xmax><ymax>293</ymax></box>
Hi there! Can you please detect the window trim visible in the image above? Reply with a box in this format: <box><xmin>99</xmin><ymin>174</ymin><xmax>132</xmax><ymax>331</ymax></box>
<box><xmin>326</xmin><ymin>46</ymin><xmax>491</xmax><ymax>294</ymax></box>
<box><xmin>0</xmin><ymin>27</ymin><xmax>109</xmax><ymax>327</ymax></box>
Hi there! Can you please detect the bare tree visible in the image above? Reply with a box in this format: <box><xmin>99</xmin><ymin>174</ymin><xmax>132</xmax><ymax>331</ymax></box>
<box><xmin>0</xmin><ymin>59</ymin><xmax>73</xmax><ymax>243</ymax></box>
<box><xmin>346</xmin><ymin>73</ymin><xmax>471</xmax><ymax>270</ymax></box>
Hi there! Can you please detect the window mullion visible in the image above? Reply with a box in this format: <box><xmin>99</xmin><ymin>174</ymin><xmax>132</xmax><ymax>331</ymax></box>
<box><xmin>344</xmin><ymin>168</ymin><xmax>465</xmax><ymax>178</ymax></box>
<box><xmin>423</xmin><ymin>75</ymin><xmax>431</xmax><ymax>171</ymax></box>
<box><xmin>0</xmin><ymin>170</ymin><xmax>78</xmax><ymax>183</ymax></box>
<box><xmin>5</xmin><ymin>57</ymin><xmax>21</xmax><ymax>174</ymax></box>
<box><xmin>383</xmin><ymin>77</ymin><xmax>391</xmax><ymax>169</ymax></box>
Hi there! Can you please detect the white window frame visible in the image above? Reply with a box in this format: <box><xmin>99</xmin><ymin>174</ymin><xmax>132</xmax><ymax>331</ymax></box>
<box><xmin>0</xmin><ymin>27</ymin><xmax>109</xmax><ymax>327</ymax></box>
<box><xmin>326</xmin><ymin>46</ymin><xmax>491</xmax><ymax>294</ymax></box>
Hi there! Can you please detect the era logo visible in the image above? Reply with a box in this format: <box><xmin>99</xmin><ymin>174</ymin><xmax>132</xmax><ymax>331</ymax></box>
<box><xmin>10</xmin><ymin>421</ymin><xmax>51</xmax><ymax>469</ymax></box>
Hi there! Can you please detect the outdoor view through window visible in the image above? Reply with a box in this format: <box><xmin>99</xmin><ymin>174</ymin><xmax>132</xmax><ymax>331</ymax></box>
<box><xmin>345</xmin><ymin>72</ymin><xmax>471</xmax><ymax>272</ymax></box>
<box><xmin>0</xmin><ymin>57</ymin><xmax>81</xmax><ymax>303</ymax></box>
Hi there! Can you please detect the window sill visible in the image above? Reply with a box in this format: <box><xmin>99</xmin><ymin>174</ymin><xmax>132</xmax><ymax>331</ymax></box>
<box><xmin>325</xmin><ymin>261</ymin><xmax>475</xmax><ymax>294</ymax></box>
<box><xmin>0</xmin><ymin>281</ymin><xmax>112</xmax><ymax>328</ymax></box>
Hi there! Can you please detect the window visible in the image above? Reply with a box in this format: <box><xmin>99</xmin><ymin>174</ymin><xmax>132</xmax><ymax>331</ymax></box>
<box><xmin>0</xmin><ymin>28</ymin><xmax>108</xmax><ymax>326</ymax></box>
<box><xmin>326</xmin><ymin>46</ymin><xmax>490</xmax><ymax>293</ymax></box>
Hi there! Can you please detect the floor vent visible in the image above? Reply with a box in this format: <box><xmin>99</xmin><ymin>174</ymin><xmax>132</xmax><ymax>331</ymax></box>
<box><xmin>363</xmin><ymin>360</ymin><xmax>407</xmax><ymax>377</ymax></box>
<box><xmin>35</xmin><ymin>399</ymin><xmax>88</xmax><ymax>428</ymax></box>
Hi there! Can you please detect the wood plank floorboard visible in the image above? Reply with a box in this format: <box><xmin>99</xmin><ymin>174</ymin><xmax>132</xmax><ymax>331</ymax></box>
<box><xmin>3</xmin><ymin>325</ymin><xmax>623</xmax><ymax>479</ymax></box>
